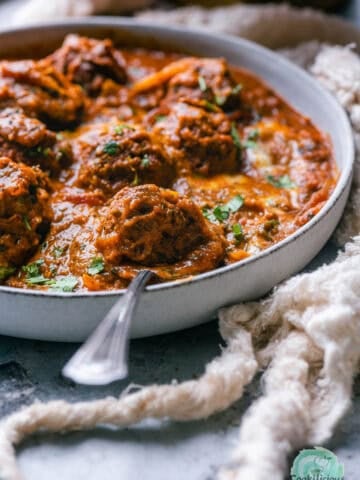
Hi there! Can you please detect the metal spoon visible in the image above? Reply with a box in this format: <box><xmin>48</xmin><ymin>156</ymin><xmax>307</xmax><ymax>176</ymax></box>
<box><xmin>62</xmin><ymin>270</ymin><xmax>153</xmax><ymax>386</ymax></box>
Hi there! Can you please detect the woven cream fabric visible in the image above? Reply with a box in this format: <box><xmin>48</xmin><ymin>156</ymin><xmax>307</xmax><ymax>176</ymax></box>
<box><xmin>1</xmin><ymin>4</ymin><xmax>360</xmax><ymax>480</ymax></box>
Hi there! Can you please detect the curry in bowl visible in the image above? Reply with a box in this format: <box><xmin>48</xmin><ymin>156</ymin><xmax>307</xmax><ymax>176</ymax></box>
<box><xmin>0</xmin><ymin>35</ymin><xmax>337</xmax><ymax>292</ymax></box>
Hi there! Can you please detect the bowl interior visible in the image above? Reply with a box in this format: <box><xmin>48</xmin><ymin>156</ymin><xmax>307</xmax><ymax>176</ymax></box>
<box><xmin>0</xmin><ymin>19</ymin><xmax>353</xmax><ymax>297</ymax></box>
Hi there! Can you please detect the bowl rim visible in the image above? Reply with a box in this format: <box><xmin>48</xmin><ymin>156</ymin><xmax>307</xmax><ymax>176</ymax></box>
<box><xmin>0</xmin><ymin>17</ymin><xmax>354</xmax><ymax>298</ymax></box>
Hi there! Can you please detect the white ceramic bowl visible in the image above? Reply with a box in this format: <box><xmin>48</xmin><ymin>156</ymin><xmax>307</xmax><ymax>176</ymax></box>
<box><xmin>0</xmin><ymin>19</ymin><xmax>354</xmax><ymax>342</ymax></box>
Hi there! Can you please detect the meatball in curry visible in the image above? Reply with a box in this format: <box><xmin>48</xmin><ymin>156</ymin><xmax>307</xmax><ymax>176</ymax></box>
<box><xmin>0</xmin><ymin>157</ymin><xmax>51</xmax><ymax>279</ymax></box>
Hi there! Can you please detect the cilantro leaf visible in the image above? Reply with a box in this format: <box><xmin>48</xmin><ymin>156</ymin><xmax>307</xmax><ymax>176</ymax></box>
<box><xmin>232</xmin><ymin>84</ymin><xmax>242</xmax><ymax>95</ymax></box>
<box><xmin>23</xmin><ymin>215</ymin><xmax>32</xmax><ymax>231</ymax></box>
<box><xmin>22</xmin><ymin>259</ymin><xmax>44</xmax><ymax>278</ymax></box>
<box><xmin>50</xmin><ymin>276</ymin><xmax>78</xmax><ymax>292</ymax></box>
<box><xmin>155</xmin><ymin>115</ymin><xmax>168</xmax><ymax>123</ymax></box>
<box><xmin>87</xmin><ymin>257</ymin><xmax>105</xmax><ymax>276</ymax></box>
<box><xmin>215</xmin><ymin>84</ymin><xmax>242</xmax><ymax>106</ymax></box>
<box><xmin>226</xmin><ymin>195</ymin><xmax>244</xmax><ymax>213</ymax></box>
<box><xmin>53</xmin><ymin>246</ymin><xmax>65</xmax><ymax>258</ymax></box>
<box><xmin>141</xmin><ymin>154</ymin><xmax>150</xmax><ymax>168</ymax></box>
<box><xmin>204</xmin><ymin>101</ymin><xmax>218</xmax><ymax>112</ymax></box>
<box><xmin>202</xmin><ymin>207</ymin><xmax>217</xmax><ymax>223</ymax></box>
<box><xmin>103</xmin><ymin>141</ymin><xmax>119</xmax><ymax>156</ymax></box>
<box><xmin>22</xmin><ymin>259</ymin><xmax>54</xmax><ymax>286</ymax></box>
<box><xmin>247</xmin><ymin>129</ymin><xmax>259</xmax><ymax>141</ymax></box>
<box><xmin>202</xmin><ymin>195</ymin><xmax>245</xmax><ymax>224</ymax></box>
<box><xmin>114</xmin><ymin>123</ymin><xmax>135</xmax><ymax>135</ymax></box>
<box><xmin>198</xmin><ymin>76</ymin><xmax>208</xmax><ymax>92</ymax></box>
<box><xmin>232</xmin><ymin>223</ymin><xmax>244</xmax><ymax>242</ymax></box>
<box><xmin>0</xmin><ymin>266</ymin><xmax>16</xmax><ymax>280</ymax></box>
<box><xmin>231</xmin><ymin>123</ymin><xmax>242</xmax><ymax>150</ymax></box>
<box><xmin>213</xmin><ymin>205</ymin><xmax>230</xmax><ymax>222</ymax></box>
<box><xmin>267</xmin><ymin>175</ymin><xmax>295</xmax><ymax>189</ymax></box>
<box><xmin>26</xmin><ymin>275</ymin><xmax>54</xmax><ymax>286</ymax></box>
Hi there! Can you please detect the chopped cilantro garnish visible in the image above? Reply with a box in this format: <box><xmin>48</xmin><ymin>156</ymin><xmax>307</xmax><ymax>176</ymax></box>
<box><xmin>50</xmin><ymin>276</ymin><xmax>78</xmax><ymax>292</ymax></box>
<box><xmin>202</xmin><ymin>195</ymin><xmax>244</xmax><ymax>224</ymax></box>
<box><xmin>155</xmin><ymin>115</ymin><xmax>168</xmax><ymax>123</ymax></box>
<box><xmin>132</xmin><ymin>171</ymin><xmax>139</xmax><ymax>186</ymax></box>
<box><xmin>204</xmin><ymin>101</ymin><xmax>218</xmax><ymax>112</ymax></box>
<box><xmin>198</xmin><ymin>76</ymin><xmax>208</xmax><ymax>92</ymax></box>
<box><xmin>22</xmin><ymin>259</ymin><xmax>53</xmax><ymax>285</ymax></box>
<box><xmin>23</xmin><ymin>215</ymin><xmax>31</xmax><ymax>231</ymax></box>
<box><xmin>26</xmin><ymin>275</ymin><xmax>54</xmax><ymax>285</ymax></box>
<box><xmin>141</xmin><ymin>154</ymin><xmax>150</xmax><ymax>168</ymax></box>
<box><xmin>22</xmin><ymin>259</ymin><xmax>44</xmax><ymax>278</ymax></box>
<box><xmin>232</xmin><ymin>223</ymin><xmax>244</xmax><ymax>241</ymax></box>
<box><xmin>267</xmin><ymin>175</ymin><xmax>295</xmax><ymax>189</ymax></box>
<box><xmin>114</xmin><ymin>124</ymin><xmax>135</xmax><ymax>135</ymax></box>
<box><xmin>87</xmin><ymin>257</ymin><xmax>105</xmax><ymax>276</ymax></box>
<box><xmin>0</xmin><ymin>266</ymin><xmax>15</xmax><ymax>280</ymax></box>
<box><xmin>264</xmin><ymin>219</ymin><xmax>280</xmax><ymax>231</ymax></box>
<box><xmin>226</xmin><ymin>195</ymin><xmax>244</xmax><ymax>213</ymax></box>
<box><xmin>247</xmin><ymin>129</ymin><xmax>259</xmax><ymax>141</ymax></box>
<box><xmin>231</xmin><ymin>123</ymin><xmax>242</xmax><ymax>150</ymax></box>
<box><xmin>232</xmin><ymin>84</ymin><xmax>243</xmax><ymax>95</ymax></box>
<box><xmin>213</xmin><ymin>205</ymin><xmax>230</xmax><ymax>222</ymax></box>
<box><xmin>242</xmin><ymin>129</ymin><xmax>260</xmax><ymax>149</ymax></box>
<box><xmin>103</xmin><ymin>141</ymin><xmax>119</xmax><ymax>156</ymax></box>
<box><xmin>27</xmin><ymin>145</ymin><xmax>51</xmax><ymax>157</ymax></box>
<box><xmin>53</xmin><ymin>246</ymin><xmax>65</xmax><ymax>258</ymax></box>
<box><xmin>215</xmin><ymin>84</ymin><xmax>242</xmax><ymax>106</ymax></box>
<box><xmin>215</xmin><ymin>95</ymin><xmax>226</xmax><ymax>106</ymax></box>
<box><xmin>202</xmin><ymin>207</ymin><xmax>217</xmax><ymax>223</ymax></box>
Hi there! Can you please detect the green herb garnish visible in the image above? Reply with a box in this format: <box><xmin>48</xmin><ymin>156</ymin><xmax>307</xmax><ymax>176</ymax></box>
<box><xmin>103</xmin><ymin>141</ymin><xmax>119</xmax><ymax>156</ymax></box>
<box><xmin>202</xmin><ymin>195</ymin><xmax>244</xmax><ymax>224</ymax></box>
<box><xmin>53</xmin><ymin>246</ymin><xmax>65</xmax><ymax>258</ymax></box>
<box><xmin>23</xmin><ymin>215</ymin><xmax>31</xmax><ymax>231</ymax></box>
<box><xmin>26</xmin><ymin>275</ymin><xmax>53</xmax><ymax>285</ymax></box>
<box><xmin>215</xmin><ymin>84</ymin><xmax>242</xmax><ymax>106</ymax></box>
<box><xmin>267</xmin><ymin>175</ymin><xmax>295</xmax><ymax>189</ymax></box>
<box><xmin>198</xmin><ymin>76</ymin><xmax>208</xmax><ymax>92</ymax></box>
<box><xmin>264</xmin><ymin>219</ymin><xmax>280</xmax><ymax>231</ymax></box>
<box><xmin>27</xmin><ymin>145</ymin><xmax>51</xmax><ymax>158</ymax></box>
<box><xmin>232</xmin><ymin>84</ymin><xmax>242</xmax><ymax>95</ymax></box>
<box><xmin>155</xmin><ymin>115</ymin><xmax>168</xmax><ymax>123</ymax></box>
<box><xmin>213</xmin><ymin>205</ymin><xmax>230</xmax><ymax>222</ymax></box>
<box><xmin>243</xmin><ymin>129</ymin><xmax>260</xmax><ymax>149</ymax></box>
<box><xmin>202</xmin><ymin>207</ymin><xmax>217</xmax><ymax>223</ymax></box>
<box><xmin>114</xmin><ymin>123</ymin><xmax>135</xmax><ymax>135</ymax></box>
<box><xmin>226</xmin><ymin>195</ymin><xmax>244</xmax><ymax>213</ymax></box>
<box><xmin>204</xmin><ymin>101</ymin><xmax>218</xmax><ymax>112</ymax></box>
<box><xmin>231</xmin><ymin>123</ymin><xmax>242</xmax><ymax>150</ymax></box>
<box><xmin>232</xmin><ymin>223</ymin><xmax>244</xmax><ymax>242</ymax></box>
<box><xmin>87</xmin><ymin>257</ymin><xmax>105</xmax><ymax>276</ymax></box>
<box><xmin>247</xmin><ymin>129</ymin><xmax>259</xmax><ymax>141</ymax></box>
<box><xmin>215</xmin><ymin>95</ymin><xmax>226</xmax><ymax>106</ymax></box>
<box><xmin>22</xmin><ymin>259</ymin><xmax>44</xmax><ymax>278</ymax></box>
<box><xmin>0</xmin><ymin>266</ymin><xmax>16</xmax><ymax>280</ymax></box>
<box><xmin>50</xmin><ymin>276</ymin><xmax>78</xmax><ymax>292</ymax></box>
<box><xmin>22</xmin><ymin>258</ymin><xmax>52</xmax><ymax>285</ymax></box>
<box><xmin>132</xmin><ymin>171</ymin><xmax>139</xmax><ymax>186</ymax></box>
<box><xmin>141</xmin><ymin>154</ymin><xmax>150</xmax><ymax>168</ymax></box>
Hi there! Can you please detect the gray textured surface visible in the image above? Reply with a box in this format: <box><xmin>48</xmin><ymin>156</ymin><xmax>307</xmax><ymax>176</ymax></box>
<box><xmin>0</xmin><ymin>2</ymin><xmax>359</xmax><ymax>479</ymax></box>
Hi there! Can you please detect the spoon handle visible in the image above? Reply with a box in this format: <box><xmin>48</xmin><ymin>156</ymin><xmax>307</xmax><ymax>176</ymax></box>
<box><xmin>62</xmin><ymin>270</ymin><xmax>153</xmax><ymax>386</ymax></box>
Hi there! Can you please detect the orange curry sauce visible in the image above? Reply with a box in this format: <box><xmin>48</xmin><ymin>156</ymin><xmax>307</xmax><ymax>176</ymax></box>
<box><xmin>0</xmin><ymin>35</ymin><xmax>337</xmax><ymax>292</ymax></box>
